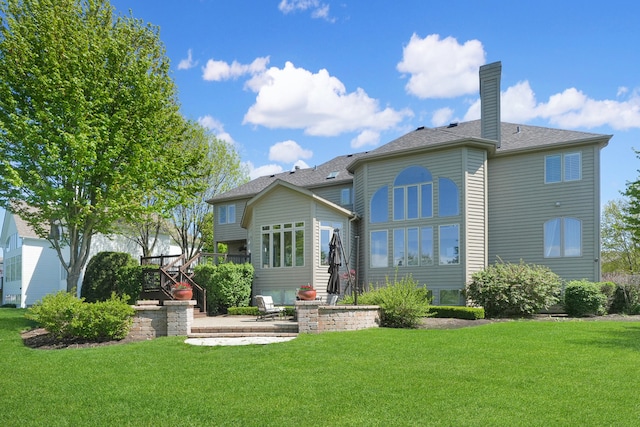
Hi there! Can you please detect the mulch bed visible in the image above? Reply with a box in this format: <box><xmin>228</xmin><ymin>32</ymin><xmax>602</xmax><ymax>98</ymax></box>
<box><xmin>21</xmin><ymin>314</ymin><xmax>640</xmax><ymax>349</ymax></box>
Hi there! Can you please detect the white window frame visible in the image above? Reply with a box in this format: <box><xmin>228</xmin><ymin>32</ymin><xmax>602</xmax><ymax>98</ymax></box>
<box><xmin>545</xmin><ymin>152</ymin><xmax>581</xmax><ymax>184</ymax></box>
<box><xmin>261</xmin><ymin>222</ymin><xmax>305</xmax><ymax>268</ymax></box>
<box><xmin>370</xmin><ymin>230</ymin><xmax>388</xmax><ymax>268</ymax></box>
<box><xmin>218</xmin><ymin>204</ymin><xmax>236</xmax><ymax>225</ymax></box>
<box><xmin>544</xmin><ymin>217</ymin><xmax>582</xmax><ymax>258</ymax></box>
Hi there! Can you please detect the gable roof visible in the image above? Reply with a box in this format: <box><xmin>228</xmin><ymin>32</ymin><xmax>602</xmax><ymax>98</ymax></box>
<box><xmin>240</xmin><ymin>179</ymin><xmax>354</xmax><ymax>228</ymax></box>
<box><xmin>347</xmin><ymin>120</ymin><xmax>611</xmax><ymax>171</ymax></box>
<box><xmin>208</xmin><ymin>152</ymin><xmax>368</xmax><ymax>204</ymax></box>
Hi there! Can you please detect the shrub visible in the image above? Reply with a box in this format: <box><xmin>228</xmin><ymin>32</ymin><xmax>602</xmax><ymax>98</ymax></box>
<box><xmin>431</xmin><ymin>306</ymin><xmax>485</xmax><ymax>320</ymax></box>
<box><xmin>599</xmin><ymin>281</ymin><xmax>617</xmax><ymax>313</ymax></box>
<box><xmin>342</xmin><ymin>272</ymin><xmax>431</xmax><ymax>328</ymax></box>
<box><xmin>563</xmin><ymin>280</ymin><xmax>607</xmax><ymax>317</ymax></box>
<box><xmin>81</xmin><ymin>252</ymin><xmax>137</xmax><ymax>303</ymax></box>
<box><xmin>465</xmin><ymin>260</ymin><xmax>562</xmax><ymax>318</ymax></box>
<box><xmin>26</xmin><ymin>292</ymin><xmax>134</xmax><ymax>341</ymax></box>
<box><xmin>610</xmin><ymin>283</ymin><xmax>640</xmax><ymax>315</ymax></box>
<box><xmin>193</xmin><ymin>263</ymin><xmax>254</xmax><ymax>314</ymax></box>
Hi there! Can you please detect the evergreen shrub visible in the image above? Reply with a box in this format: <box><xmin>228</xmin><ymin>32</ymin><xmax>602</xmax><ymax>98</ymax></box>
<box><xmin>81</xmin><ymin>252</ymin><xmax>137</xmax><ymax>302</ymax></box>
<box><xmin>193</xmin><ymin>262</ymin><xmax>254</xmax><ymax>314</ymax></box>
<box><xmin>563</xmin><ymin>280</ymin><xmax>607</xmax><ymax>317</ymax></box>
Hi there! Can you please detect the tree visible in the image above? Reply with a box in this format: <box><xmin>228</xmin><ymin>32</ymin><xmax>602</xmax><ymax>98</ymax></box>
<box><xmin>169</xmin><ymin>122</ymin><xmax>248</xmax><ymax>259</ymax></box>
<box><xmin>602</xmin><ymin>198</ymin><xmax>640</xmax><ymax>274</ymax></box>
<box><xmin>0</xmin><ymin>0</ymin><xmax>204</xmax><ymax>291</ymax></box>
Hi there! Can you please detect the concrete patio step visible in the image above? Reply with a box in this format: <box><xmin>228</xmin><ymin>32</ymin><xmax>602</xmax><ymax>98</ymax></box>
<box><xmin>189</xmin><ymin>315</ymin><xmax>299</xmax><ymax>338</ymax></box>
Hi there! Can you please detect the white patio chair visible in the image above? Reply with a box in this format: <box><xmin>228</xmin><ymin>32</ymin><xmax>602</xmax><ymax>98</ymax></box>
<box><xmin>255</xmin><ymin>295</ymin><xmax>285</xmax><ymax>321</ymax></box>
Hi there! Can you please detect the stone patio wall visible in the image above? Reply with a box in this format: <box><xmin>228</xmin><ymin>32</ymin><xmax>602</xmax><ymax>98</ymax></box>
<box><xmin>129</xmin><ymin>300</ymin><xmax>195</xmax><ymax>339</ymax></box>
<box><xmin>295</xmin><ymin>300</ymin><xmax>380</xmax><ymax>334</ymax></box>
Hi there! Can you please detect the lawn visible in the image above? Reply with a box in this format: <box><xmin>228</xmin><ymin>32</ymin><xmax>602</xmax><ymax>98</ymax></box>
<box><xmin>2</xmin><ymin>308</ymin><xmax>640</xmax><ymax>426</ymax></box>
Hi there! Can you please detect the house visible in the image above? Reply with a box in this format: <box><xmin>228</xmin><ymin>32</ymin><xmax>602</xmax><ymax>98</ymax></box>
<box><xmin>208</xmin><ymin>62</ymin><xmax>611</xmax><ymax>305</ymax></box>
<box><xmin>0</xmin><ymin>209</ymin><xmax>180</xmax><ymax>307</ymax></box>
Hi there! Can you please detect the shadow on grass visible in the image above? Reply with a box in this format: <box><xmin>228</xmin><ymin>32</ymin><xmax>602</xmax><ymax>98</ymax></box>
<box><xmin>568</xmin><ymin>324</ymin><xmax>640</xmax><ymax>352</ymax></box>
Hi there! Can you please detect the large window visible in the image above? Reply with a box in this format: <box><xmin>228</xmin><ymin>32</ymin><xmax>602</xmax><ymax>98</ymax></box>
<box><xmin>5</xmin><ymin>255</ymin><xmax>21</xmax><ymax>282</ymax></box>
<box><xmin>420</xmin><ymin>227</ymin><xmax>434</xmax><ymax>265</ymax></box>
<box><xmin>261</xmin><ymin>222</ymin><xmax>305</xmax><ymax>268</ymax></box>
<box><xmin>394</xmin><ymin>227</ymin><xmax>430</xmax><ymax>267</ymax></box>
<box><xmin>370</xmin><ymin>230</ymin><xmax>388</xmax><ymax>268</ymax></box>
<box><xmin>218</xmin><ymin>204</ymin><xmax>236</xmax><ymax>224</ymax></box>
<box><xmin>438</xmin><ymin>178</ymin><xmax>459</xmax><ymax>217</ymax></box>
<box><xmin>544</xmin><ymin>217</ymin><xmax>582</xmax><ymax>257</ymax></box>
<box><xmin>370</xmin><ymin>186</ymin><xmax>389</xmax><ymax>223</ymax></box>
<box><xmin>545</xmin><ymin>152</ymin><xmax>581</xmax><ymax>184</ymax></box>
<box><xmin>320</xmin><ymin>221</ymin><xmax>343</xmax><ymax>266</ymax></box>
<box><xmin>393</xmin><ymin>166</ymin><xmax>433</xmax><ymax>221</ymax></box>
<box><xmin>439</xmin><ymin>224</ymin><xmax>460</xmax><ymax>265</ymax></box>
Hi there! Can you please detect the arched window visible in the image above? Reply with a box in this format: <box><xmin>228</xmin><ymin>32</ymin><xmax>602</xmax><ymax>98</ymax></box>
<box><xmin>438</xmin><ymin>178</ymin><xmax>459</xmax><ymax>217</ymax></box>
<box><xmin>393</xmin><ymin>166</ymin><xmax>433</xmax><ymax>220</ymax></box>
<box><xmin>370</xmin><ymin>186</ymin><xmax>389</xmax><ymax>223</ymax></box>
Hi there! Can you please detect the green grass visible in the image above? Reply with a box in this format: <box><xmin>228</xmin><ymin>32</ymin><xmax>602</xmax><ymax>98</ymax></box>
<box><xmin>2</xmin><ymin>308</ymin><xmax>640</xmax><ymax>426</ymax></box>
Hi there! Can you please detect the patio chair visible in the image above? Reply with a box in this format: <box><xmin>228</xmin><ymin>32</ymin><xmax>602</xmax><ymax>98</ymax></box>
<box><xmin>255</xmin><ymin>295</ymin><xmax>285</xmax><ymax>321</ymax></box>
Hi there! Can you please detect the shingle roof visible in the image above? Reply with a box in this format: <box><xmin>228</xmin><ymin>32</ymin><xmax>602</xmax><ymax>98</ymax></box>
<box><xmin>208</xmin><ymin>152</ymin><xmax>368</xmax><ymax>203</ymax></box>
<box><xmin>211</xmin><ymin>120</ymin><xmax>611</xmax><ymax>202</ymax></box>
<box><xmin>350</xmin><ymin>120</ymin><xmax>610</xmax><ymax>167</ymax></box>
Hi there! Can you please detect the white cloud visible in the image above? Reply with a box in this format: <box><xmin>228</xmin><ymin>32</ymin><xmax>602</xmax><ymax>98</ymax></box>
<box><xmin>397</xmin><ymin>34</ymin><xmax>486</xmax><ymax>99</ymax></box>
<box><xmin>202</xmin><ymin>56</ymin><xmax>270</xmax><ymax>81</ymax></box>
<box><xmin>462</xmin><ymin>81</ymin><xmax>640</xmax><ymax>130</ymax></box>
<box><xmin>247</xmin><ymin>162</ymin><xmax>284</xmax><ymax>180</ymax></box>
<box><xmin>243</xmin><ymin>61</ymin><xmax>412</xmax><ymax>137</ymax></box>
<box><xmin>431</xmin><ymin>107</ymin><xmax>455</xmax><ymax>127</ymax></box>
<box><xmin>268</xmin><ymin>140</ymin><xmax>313</xmax><ymax>163</ymax></box>
<box><xmin>351</xmin><ymin>130</ymin><xmax>380</xmax><ymax>148</ymax></box>
<box><xmin>178</xmin><ymin>49</ymin><xmax>197</xmax><ymax>70</ymax></box>
<box><xmin>278</xmin><ymin>0</ymin><xmax>334</xmax><ymax>21</ymax></box>
<box><xmin>197</xmin><ymin>115</ymin><xmax>235</xmax><ymax>144</ymax></box>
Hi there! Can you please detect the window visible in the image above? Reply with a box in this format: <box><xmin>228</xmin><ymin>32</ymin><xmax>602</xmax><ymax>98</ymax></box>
<box><xmin>218</xmin><ymin>204</ymin><xmax>236</xmax><ymax>224</ymax></box>
<box><xmin>5</xmin><ymin>255</ymin><xmax>21</xmax><ymax>282</ymax></box>
<box><xmin>261</xmin><ymin>222</ymin><xmax>305</xmax><ymax>268</ymax></box>
<box><xmin>438</xmin><ymin>178</ymin><xmax>459</xmax><ymax>217</ymax></box>
<box><xmin>439</xmin><ymin>224</ymin><xmax>460</xmax><ymax>265</ymax></box>
<box><xmin>544</xmin><ymin>217</ymin><xmax>581</xmax><ymax>258</ymax></box>
<box><xmin>420</xmin><ymin>227</ymin><xmax>434</xmax><ymax>265</ymax></box>
<box><xmin>370</xmin><ymin>186</ymin><xmax>389</xmax><ymax>223</ymax></box>
<box><xmin>439</xmin><ymin>289</ymin><xmax>461</xmax><ymax>305</ymax></box>
<box><xmin>393</xmin><ymin>166</ymin><xmax>433</xmax><ymax>221</ymax></box>
<box><xmin>545</xmin><ymin>152</ymin><xmax>581</xmax><ymax>183</ymax></box>
<box><xmin>320</xmin><ymin>221</ymin><xmax>343</xmax><ymax>265</ymax></box>
<box><xmin>340</xmin><ymin>188</ymin><xmax>352</xmax><ymax>205</ymax></box>
<box><xmin>393</xmin><ymin>228</ymin><xmax>421</xmax><ymax>267</ymax></box>
<box><xmin>370</xmin><ymin>230</ymin><xmax>388</xmax><ymax>268</ymax></box>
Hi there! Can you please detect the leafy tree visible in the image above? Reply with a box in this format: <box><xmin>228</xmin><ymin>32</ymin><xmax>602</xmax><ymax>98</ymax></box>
<box><xmin>601</xmin><ymin>198</ymin><xmax>640</xmax><ymax>274</ymax></box>
<box><xmin>0</xmin><ymin>0</ymin><xmax>205</xmax><ymax>291</ymax></box>
<box><xmin>169</xmin><ymin>122</ymin><xmax>248</xmax><ymax>259</ymax></box>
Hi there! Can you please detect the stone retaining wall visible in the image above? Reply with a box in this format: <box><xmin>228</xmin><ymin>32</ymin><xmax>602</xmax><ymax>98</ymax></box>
<box><xmin>296</xmin><ymin>301</ymin><xmax>380</xmax><ymax>334</ymax></box>
<box><xmin>129</xmin><ymin>300</ymin><xmax>195</xmax><ymax>339</ymax></box>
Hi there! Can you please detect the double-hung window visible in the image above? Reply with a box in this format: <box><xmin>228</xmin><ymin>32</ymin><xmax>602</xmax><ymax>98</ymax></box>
<box><xmin>544</xmin><ymin>217</ymin><xmax>581</xmax><ymax>257</ymax></box>
<box><xmin>545</xmin><ymin>152</ymin><xmax>581</xmax><ymax>183</ymax></box>
<box><xmin>218</xmin><ymin>204</ymin><xmax>236</xmax><ymax>224</ymax></box>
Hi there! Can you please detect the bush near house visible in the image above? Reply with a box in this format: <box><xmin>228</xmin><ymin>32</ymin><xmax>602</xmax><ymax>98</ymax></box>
<box><xmin>81</xmin><ymin>252</ymin><xmax>138</xmax><ymax>303</ymax></box>
<box><xmin>341</xmin><ymin>272</ymin><xmax>431</xmax><ymax>328</ymax></box>
<box><xmin>193</xmin><ymin>262</ymin><xmax>253</xmax><ymax>315</ymax></box>
<box><xmin>563</xmin><ymin>280</ymin><xmax>608</xmax><ymax>317</ymax></box>
<box><xmin>465</xmin><ymin>261</ymin><xmax>562</xmax><ymax>318</ymax></box>
<box><xmin>26</xmin><ymin>291</ymin><xmax>134</xmax><ymax>341</ymax></box>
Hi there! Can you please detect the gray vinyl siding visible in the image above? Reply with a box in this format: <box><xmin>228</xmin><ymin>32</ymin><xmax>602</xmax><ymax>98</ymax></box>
<box><xmin>356</xmin><ymin>149</ymin><xmax>466</xmax><ymax>299</ymax></box>
<box><xmin>312</xmin><ymin>183</ymin><xmax>354</xmax><ymax>210</ymax></box>
<box><xmin>213</xmin><ymin>199</ymin><xmax>248</xmax><ymax>244</ymax></box>
<box><xmin>487</xmin><ymin>144</ymin><xmax>599</xmax><ymax>281</ymax></box>
<box><xmin>246</xmin><ymin>185</ymin><xmax>351</xmax><ymax>304</ymax></box>
<box><xmin>464</xmin><ymin>148</ymin><xmax>487</xmax><ymax>282</ymax></box>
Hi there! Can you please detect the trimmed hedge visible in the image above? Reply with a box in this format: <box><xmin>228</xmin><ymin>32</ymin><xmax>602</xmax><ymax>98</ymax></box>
<box><xmin>430</xmin><ymin>305</ymin><xmax>485</xmax><ymax>320</ymax></box>
<box><xmin>193</xmin><ymin>263</ymin><xmax>254</xmax><ymax>314</ymax></box>
<box><xmin>563</xmin><ymin>280</ymin><xmax>608</xmax><ymax>317</ymax></box>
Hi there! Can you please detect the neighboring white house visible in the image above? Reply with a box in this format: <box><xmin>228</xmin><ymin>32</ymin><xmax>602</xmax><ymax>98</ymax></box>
<box><xmin>0</xmin><ymin>210</ymin><xmax>180</xmax><ymax>307</ymax></box>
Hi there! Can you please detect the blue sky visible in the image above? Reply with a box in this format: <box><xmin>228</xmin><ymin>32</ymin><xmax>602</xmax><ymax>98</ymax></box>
<box><xmin>2</xmin><ymin>0</ymin><xmax>639</xmax><ymax>256</ymax></box>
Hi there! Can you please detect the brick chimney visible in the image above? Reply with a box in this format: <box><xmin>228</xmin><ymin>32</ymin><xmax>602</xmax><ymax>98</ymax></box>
<box><xmin>479</xmin><ymin>61</ymin><xmax>501</xmax><ymax>147</ymax></box>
